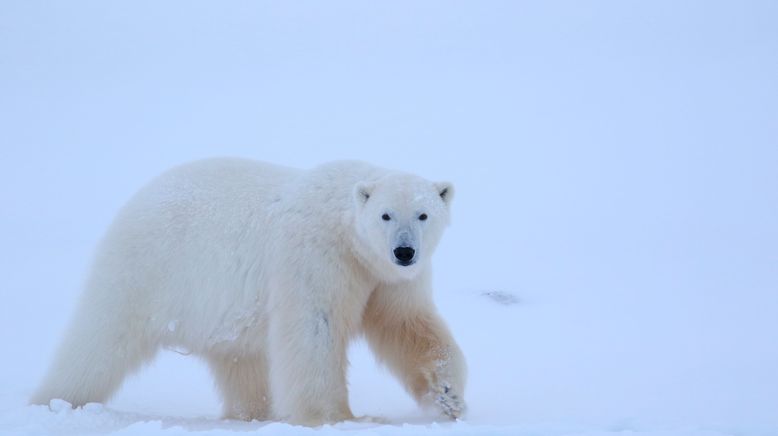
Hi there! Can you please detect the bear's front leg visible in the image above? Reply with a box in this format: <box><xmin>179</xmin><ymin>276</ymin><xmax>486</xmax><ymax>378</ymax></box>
<box><xmin>267</xmin><ymin>292</ymin><xmax>354</xmax><ymax>426</ymax></box>
<box><xmin>362</xmin><ymin>278</ymin><xmax>467</xmax><ymax>420</ymax></box>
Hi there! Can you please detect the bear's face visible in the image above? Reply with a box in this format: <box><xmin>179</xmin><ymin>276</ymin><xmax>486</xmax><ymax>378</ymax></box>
<box><xmin>353</xmin><ymin>174</ymin><xmax>453</xmax><ymax>282</ymax></box>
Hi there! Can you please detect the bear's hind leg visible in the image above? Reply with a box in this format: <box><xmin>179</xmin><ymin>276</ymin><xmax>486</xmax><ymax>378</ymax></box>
<box><xmin>30</xmin><ymin>304</ymin><xmax>157</xmax><ymax>407</ymax></box>
<box><xmin>207</xmin><ymin>354</ymin><xmax>271</xmax><ymax>421</ymax></box>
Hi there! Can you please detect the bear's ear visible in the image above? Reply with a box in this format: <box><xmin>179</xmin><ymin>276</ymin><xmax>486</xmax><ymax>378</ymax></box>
<box><xmin>354</xmin><ymin>181</ymin><xmax>374</xmax><ymax>206</ymax></box>
<box><xmin>434</xmin><ymin>181</ymin><xmax>454</xmax><ymax>206</ymax></box>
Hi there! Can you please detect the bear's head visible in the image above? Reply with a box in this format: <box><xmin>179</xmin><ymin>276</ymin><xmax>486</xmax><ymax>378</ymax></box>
<box><xmin>352</xmin><ymin>173</ymin><xmax>453</xmax><ymax>282</ymax></box>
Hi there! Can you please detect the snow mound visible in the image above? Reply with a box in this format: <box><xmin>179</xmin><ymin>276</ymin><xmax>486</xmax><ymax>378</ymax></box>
<box><xmin>480</xmin><ymin>291</ymin><xmax>521</xmax><ymax>306</ymax></box>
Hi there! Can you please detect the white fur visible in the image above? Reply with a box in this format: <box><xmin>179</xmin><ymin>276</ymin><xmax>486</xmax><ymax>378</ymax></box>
<box><xmin>31</xmin><ymin>159</ymin><xmax>466</xmax><ymax>425</ymax></box>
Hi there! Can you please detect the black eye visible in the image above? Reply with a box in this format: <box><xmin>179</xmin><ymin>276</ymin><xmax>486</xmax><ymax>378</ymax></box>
<box><xmin>419</xmin><ymin>213</ymin><xmax>428</xmax><ymax>221</ymax></box>
<box><xmin>382</xmin><ymin>213</ymin><xmax>391</xmax><ymax>221</ymax></box>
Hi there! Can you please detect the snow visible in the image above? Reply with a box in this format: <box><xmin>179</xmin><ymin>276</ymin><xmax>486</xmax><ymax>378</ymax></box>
<box><xmin>1</xmin><ymin>0</ymin><xmax>777</xmax><ymax>435</ymax></box>
<box><xmin>0</xmin><ymin>403</ymin><xmax>745</xmax><ymax>436</ymax></box>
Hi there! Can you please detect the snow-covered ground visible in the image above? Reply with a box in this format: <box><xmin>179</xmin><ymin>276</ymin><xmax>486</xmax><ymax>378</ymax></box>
<box><xmin>4</xmin><ymin>291</ymin><xmax>773</xmax><ymax>436</ymax></box>
<box><xmin>1</xmin><ymin>1</ymin><xmax>777</xmax><ymax>435</ymax></box>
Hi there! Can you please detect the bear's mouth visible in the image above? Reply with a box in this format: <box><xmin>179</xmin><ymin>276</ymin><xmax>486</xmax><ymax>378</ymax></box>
<box><xmin>394</xmin><ymin>259</ymin><xmax>416</xmax><ymax>267</ymax></box>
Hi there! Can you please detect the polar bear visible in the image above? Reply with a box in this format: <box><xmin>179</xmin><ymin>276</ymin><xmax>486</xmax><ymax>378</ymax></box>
<box><xmin>31</xmin><ymin>159</ymin><xmax>466</xmax><ymax>425</ymax></box>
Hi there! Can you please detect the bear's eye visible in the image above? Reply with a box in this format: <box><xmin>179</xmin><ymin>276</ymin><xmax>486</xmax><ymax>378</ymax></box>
<box><xmin>419</xmin><ymin>213</ymin><xmax>428</xmax><ymax>221</ymax></box>
<box><xmin>382</xmin><ymin>213</ymin><xmax>391</xmax><ymax>221</ymax></box>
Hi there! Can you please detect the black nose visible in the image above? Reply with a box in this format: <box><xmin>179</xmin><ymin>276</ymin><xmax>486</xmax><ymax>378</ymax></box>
<box><xmin>393</xmin><ymin>247</ymin><xmax>416</xmax><ymax>265</ymax></box>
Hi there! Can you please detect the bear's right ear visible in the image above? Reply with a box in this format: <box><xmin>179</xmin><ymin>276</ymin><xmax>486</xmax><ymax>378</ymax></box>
<box><xmin>434</xmin><ymin>181</ymin><xmax>454</xmax><ymax>206</ymax></box>
<box><xmin>354</xmin><ymin>182</ymin><xmax>374</xmax><ymax>206</ymax></box>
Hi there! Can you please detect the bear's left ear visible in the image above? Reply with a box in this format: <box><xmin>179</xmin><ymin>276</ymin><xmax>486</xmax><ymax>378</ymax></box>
<box><xmin>434</xmin><ymin>182</ymin><xmax>454</xmax><ymax>206</ymax></box>
<box><xmin>354</xmin><ymin>181</ymin><xmax>375</xmax><ymax>207</ymax></box>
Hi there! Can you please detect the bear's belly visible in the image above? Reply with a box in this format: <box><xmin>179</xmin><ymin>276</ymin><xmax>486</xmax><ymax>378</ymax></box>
<box><xmin>156</xmin><ymin>299</ymin><xmax>270</xmax><ymax>357</ymax></box>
